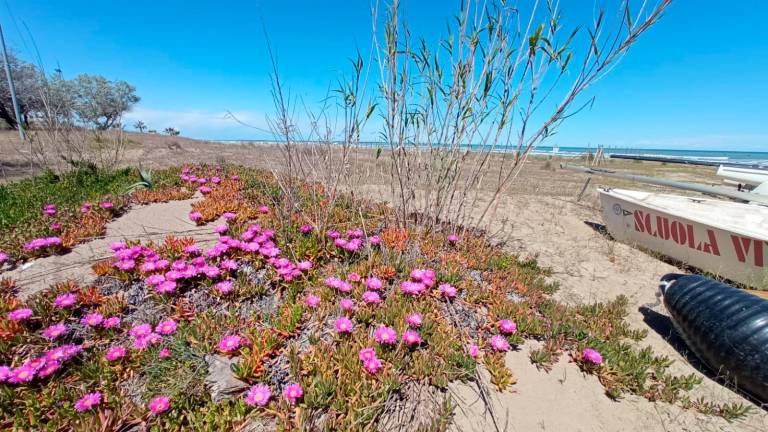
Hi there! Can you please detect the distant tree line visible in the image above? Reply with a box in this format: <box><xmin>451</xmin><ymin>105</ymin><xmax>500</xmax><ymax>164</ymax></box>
<box><xmin>0</xmin><ymin>51</ymin><xmax>139</xmax><ymax>131</ymax></box>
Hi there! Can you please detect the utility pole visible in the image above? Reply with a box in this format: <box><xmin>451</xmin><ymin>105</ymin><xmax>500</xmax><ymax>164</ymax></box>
<box><xmin>0</xmin><ymin>23</ymin><xmax>26</xmax><ymax>141</ymax></box>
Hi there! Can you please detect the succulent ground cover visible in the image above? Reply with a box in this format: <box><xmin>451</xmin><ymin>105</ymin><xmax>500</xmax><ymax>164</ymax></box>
<box><xmin>0</xmin><ymin>165</ymin><xmax>752</xmax><ymax>431</ymax></box>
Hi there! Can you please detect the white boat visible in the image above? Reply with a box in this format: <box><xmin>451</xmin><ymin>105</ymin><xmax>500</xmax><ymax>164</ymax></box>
<box><xmin>716</xmin><ymin>165</ymin><xmax>768</xmax><ymax>188</ymax></box>
<box><xmin>599</xmin><ymin>188</ymin><xmax>768</xmax><ymax>289</ymax></box>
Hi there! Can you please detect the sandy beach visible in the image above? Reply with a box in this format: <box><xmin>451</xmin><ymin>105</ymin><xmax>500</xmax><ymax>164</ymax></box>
<box><xmin>2</xmin><ymin>131</ymin><xmax>766</xmax><ymax>431</ymax></box>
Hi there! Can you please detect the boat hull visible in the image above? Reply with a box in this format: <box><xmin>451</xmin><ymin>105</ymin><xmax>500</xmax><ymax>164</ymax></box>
<box><xmin>599</xmin><ymin>189</ymin><xmax>768</xmax><ymax>289</ymax></box>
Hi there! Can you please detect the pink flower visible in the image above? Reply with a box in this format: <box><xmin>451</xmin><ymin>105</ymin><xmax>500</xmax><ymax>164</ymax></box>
<box><xmin>189</xmin><ymin>211</ymin><xmax>203</xmax><ymax>222</ymax></box>
<box><xmin>230</xmin><ymin>175</ymin><xmax>240</xmax><ymax>180</ymax></box>
<box><xmin>110</xmin><ymin>241</ymin><xmax>126</xmax><ymax>251</ymax></box>
<box><xmin>43</xmin><ymin>204</ymin><xmax>57</xmax><ymax>216</ymax></box>
<box><xmin>42</xmin><ymin>323</ymin><xmax>67</xmax><ymax>340</ymax></box>
<box><xmin>402</xmin><ymin>330</ymin><xmax>421</xmax><ymax>346</ymax></box>
<box><xmin>53</xmin><ymin>292</ymin><xmax>77</xmax><ymax>308</ymax></box>
<box><xmin>368</xmin><ymin>235</ymin><xmax>381</xmax><ymax>245</ymax></box>
<box><xmin>258</xmin><ymin>205</ymin><xmax>269</xmax><ymax>214</ymax></box>
<box><xmin>0</xmin><ymin>251</ymin><xmax>8</xmax><ymax>264</ymax></box>
<box><xmin>37</xmin><ymin>360</ymin><xmax>61</xmax><ymax>378</ymax></box>
<box><xmin>297</xmin><ymin>260</ymin><xmax>313</xmax><ymax>271</ymax></box>
<box><xmin>211</xmin><ymin>176</ymin><xmax>221</xmax><ymax>184</ymax></box>
<box><xmin>363</xmin><ymin>357</ymin><xmax>382</xmax><ymax>374</ymax></box>
<box><xmin>148</xmin><ymin>396</ymin><xmax>171</xmax><ymax>415</ymax></box>
<box><xmin>338</xmin><ymin>281</ymin><xmax>353</xmax><ymax>293</ymax></box>
<box><xmin>245</xmin><ymin>384</ymin><xmax>272</xmax><ymax>407</ymax></box>
<box><xmin>362</xmin><ymin>291</ymin><xmax>381</xmax><ymax>305</ymax></box>
<box><xmin>9</xmin><ymin>365</ymin><xmax>36</xmax><ymax>383</ymax></box>
<box><xmin>406</xmin><ymin>313</ymin><xmax>423</xmax><ymax>328</ymax></box>
<box><xmin>339</xmin><ymin>298</ymin><xmax>355</xmax><ymax>313</ymax></box>
<box><xmin>304</xmin><ymin>294</ymin><xmax>321</xmax><ymax>308</ymax></box>
<box><xmin>334</xmin><ymin>317</ymin><xmax>354</xmax><ymax>334</ymax></box>
<box><xmin>222</xmin><ymin>211</ymin><xmax>236</xmax><ymax>220</ymax></box>
<box><xmin>582</xmin><ymin>348</ymin><xmax>603</xmax><ymax>365</ymax></box>
<box><xmin>400</xmin><ymin>281</ymin><xmax>426</xmax><ymax>296</ymax></box>
<box><xmin>102</xmin><ymin>316</ymin><xmax>121</xmax><ymax>329</ymax></box>
<box><xmin>438</xmin><ymin>283</ymin><xmax>457</xmax><ymax>298</ymax></box>
<box><xmin>447</xmin><ymin>234</ymin><xmax>459</xmax><ymax>243</ymax></box>
<box><xmin>114</xmin><ymin>259</ymin><xmax>135</xmax><ymax>271</ymax></box>
<box><xmin>215</xmin><ymin>280</ymin><xmax>234</xmax><ymax>295</ymax></box>
<box><xmin>327</xmin><ymin>230</ymin><xmax>340</xmax><ymax>239</ymax></box>
<box><xmin>183</xmin><ymin>244</ymin><xmax>200</xmax><ymax>254</ymax></box>
<box><xmin>155</xmin><ymin>319</ymin><xmax>178</xmax><ymax>335</ymax></box>
<box><xmin>159</xmin><ymin>348</ymin><xmax>172</xmax><ymax>359</ymax></box>
<box><xmin>81</xmin><ymin>313</ymin><xmax>104</xmax><ymax>327</ymax></box>
<box><xmin>99</xmin><ymin>201</ymin><xmax>114</xmax><ymax>210</ymax></box>
<box><xmin>283</xmin><ymin>384</ymin><xmax>303</xmax><ymax>404</ymax></box>
<box><xmin>498</xmin><ymin>320</ymin><xmax>517</xmax><ymax>335</ymax></box>
<box><xmin>218</xmin><ymin>335</ymin><xmax>243</xmax><ymax>353</ymax></box>
<box><xmin>74</xmin><ymin>392</ymin><xmax>102</xmax><ymax>412</ymax></box>
<box><xmin>213</xmin><ymin>224</ymin><xmax>228</xmax><ymax>234</ymax></box>
<box><xmin>346</xmin><ymin>272</ymin><xmax>361</xmax><ymax>282</ymax></box>
<box><xmin>202</xmin><ymin>266</ymin><xmax>221</xmax><ymax>279</ymax></box>
<box><xmin>0</xmin><ymin>365</ymin><xmax>10</xmax><ymax>382</ymax></box>
<box><xmin>105</xmin><ymin>346</ymin><xmax>127</xmax><ymax>362</ymax></box>
<box><xmin>364</xmin><ymin>277</ymin><xmax>383</xmax><ymax>291</ymax></box>
<box><xmin>145</xmin><ymin>274</ymin><xmax>165</xmax><ymax>286</ymax></box>
<box><xmin>299</xmin><ymin>224</ymin><xmax>313</xmax><ymax>234</ymax></box>
<box><xmin>80</xmin><ymin>202</ymin><xmax>92</xmax><ymax>213</ymax></box>
<box><xmin>359</xmin><ymin>347</ymin><xmax>377</xmax><ymax>362</ymax></box>
<box><xmin>50</xmin><ymin>222</ymin><xmax>61</xmax><ymax>231</ymax></box>
<box><xmin>467</xmin><ymin>344</ymin><xmax>481</xmax><ymax>358</ymax></box>
<box><xmin>489</xmin><ymin>335</ymin><xmax>510</xmax><ymax>352</ymax></box>
<box><xmin>373</xmin><ymin>326</ymin><xmax>397</xmax><ymax>345</ymax></box>
<box><xmin>155</xmin><ymin>280</ymin><xmax>177</xmax><ymax>294</ymax></box>
<box><xmin>130</xmin><ymin>323</ymin><xmax>153</xmax><ymax>338</ymax></box>
<box><xmin>8</xmin><ymin>308</ymin><xmax>33</xmax><ymax>321</ymax></box>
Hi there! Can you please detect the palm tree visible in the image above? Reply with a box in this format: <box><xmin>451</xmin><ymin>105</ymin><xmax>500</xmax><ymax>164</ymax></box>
<box><xmin>163</xmin><ymin>127</ymin><xmax>180</xmax><ymax>136</ymax></box>
<box><xmin>133</xmin><ymin>120</ymin><xmax>147</xmax><ymax>132</ymax></box>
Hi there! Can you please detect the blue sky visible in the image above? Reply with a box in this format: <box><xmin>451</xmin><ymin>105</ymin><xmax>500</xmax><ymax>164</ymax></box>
<box><xmin>2</xmin><ymin>0</ymin><xmax>766</xmax><ymax>150</ymax></box>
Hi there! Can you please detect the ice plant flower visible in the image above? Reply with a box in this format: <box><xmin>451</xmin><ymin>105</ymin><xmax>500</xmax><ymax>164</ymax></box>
<box><xmin>9</xmin><ymin>365</ymin><xmax>36</xmax><ymax>383</ymax></box>
<box><xmin>81</xmin><ymin>313</ymin><xmax>104</xmax><ymax>327</ymax></box>
<box><xmin>0</xmin><ymin>251</ymin><xmax>8</xmax><ymax>264</ymax></box>
<box><xmin>347</xmin><ymin>272</ymin><xmax>361</xmax><ymax>282</ymax></box>
<box><xmin>374</xmin><ymin>326</ymin><xmax>398</xmax><ymax>345</ymax></box>
<box><xmin>42</xmin><ymin>323</ymin><xmax>67</xmax><ymax>340</ymax></box>
<box><xmin>155</xmin><ymin>280</ymin><xmax>177</xmax><ymax>294</ymax></box>
<box><xmin>368</xmin><ymin>235</ymin><xmax>381</xmax><ymax>245</ymax></box>
<box><xmin>80</xmin><ymin>202</ymin><xmax>92</xmax><ymax>213</ymax></box>
<box><xmin>215</xmin><ymin>280</ymin><xmax>234</xmax><ymax>295</ymax></box>
<box><xmin>327</xmin><ymin>230</ymin><xmax>340</xmax><ymax>239</ymax></box>
<box><xmin>582</xmin><ymin>348</ymin><xmax>603</xmax><ymax>365</ymax></box>
<box><xmin>0</xmin><ymin>366</ymin><xmax>10</xmax><ymax>382</ymax></box>
<box><xmin>74</xmin><ymin>392</ymin><xmax>102</xmax><ymax>412</ymax></box>
<box><xmin>8</xmin><ymin>308</ymin><xmax>32</xmax><ymax>321</ymax></box>
<box><xmin>334</xmin><ymin>317</ymin><xmax>354</xmax><ymax>334</ymax></box>
<box><xmin>37</xmin><ymin>360</ymin><xmax>61</xmax><ymax>378</ymax></box>
<box><xmin>105</xmin><ymin>346</ymin><xmax>127</xmax><ymax>362</ymax></box>
<box><xmin>283</xmin><ymin>384</ymin><xmax>303</xmax><ymax>404</ymax></box>
<box><xmin>155</xmin><ymin>319</ymin><xmax>178</xmax><ymax>335</ymax></box>
<box><xmin>359</xmin><ymin>347</ymin><xmax>377</xmax><ymax>362</ymax></box>
<box><xmin>129</xmin><ymin>323</ymin><xmax>153</xmax><ymax>338</ymax></box>
<box><xmin>447</xmin><ymin>234</ymin><xmax>459</xmax><ymax>243</ymax></box>
<box><xmin>218</xmin><ymin>335</ymin><xmax>243</xmax><ymax>353</ymax></box>
<box><xmin>258</xmin><ymin>205</ymin><xmax>269</xmax><ymax>214</ymax></box>
<box><xmin>245</xmin><ymin>384</ymin><xmax>272</xmax><ymax>407</ymax></box>
<box><xmin>148</xmin><ymin>396</ymin><xmax>171</xmax><ymax>415</ymax></box>
<box><xmin>103</xmin><ymin>316</ymin><xmax>121</xmax><ymax>329</ymax></box>
<box><xmin>183</xmin><ymin>244</ymin><xmax>200</xmax><ymax>254</ymax></box>
<box><xmin>362</xmin><ymin>291</ymin><xmax>381</xmax><ymax>305</ymax></box>
<box><xmin>43</xmin><ymin>203</ymin><xmax>57</xmax><ymax>216</ymax></box>
<box><xmin>304</xmin><ymin>294</ymin><xmax>321</xmax><ymax>308</ymax></box>
<box><xmin>223</xmin><ymin>211</ymin><xmax>236</xmax><ymax>220</ymax></box>
<box><xmin>364</xmin><ymin>277</ymin><xmax>382</xmax><ymax>291</ymax></box>
<box><xmin>99</xmin><ymin>201</ymin><xmax>114</xmax><ymax>210</ymax></box>
<box><xmin>498</xmin><ymin>320</ymin><xmax>517</xmax><ymax>335</ymax></box>
<box><xmin>402</xmin><ymin>330</ymin><xmax>421</xmax><ymax>346</ymax></box>
<box><xmin>340</xmin><ymin>298</ymin><xmax>355</xmax><ymax>312</ymax></box>
<box><xmin>158</xmin><ymin>348</ymin><xmax>172</xmax><ymax>359</ymax></box>
<box><xmin>363</xmin><ymin>357</ymin><xmax>383</xmax><ymax>374</ymax></box>
<box><xmin>110</xmin><ymin>241</ymin><xmax>127</xmax><ymax>251</ymax></box>
<box><xmin>489</xmin><ymin>335</ymin><xmax>510</xmax><ymax>352</ymax></box>
<box><xmin>213</xmin><ymin>224</ymin><xmax>228</xmax><ymax>234</ymax></box>
<box><xmin>406</xmin><ymin>313</ymin><xmax>423</xmax><ymax>328</ymax></box>
<box><xmin>50</xmin><ymin>222</ymin><xmax>61</xmax><ymax>230</ymax></box>
<box><xmin>299</xmin><ymin>224</ymin><xmax>313</xmax><ymax>234</ymax></box>
<box><xmin>438</xmin><ymin>283</ymin><xmax>458</xmax><ymax>298</ymax></box>
<box><xmin>189</xmin><ymin>211</ymin><xmax>203</xmax><ymax>222</ymax></box>
<box><xmin>297</xmin><ymin>260</ymin><xmax>313</xmax><ymax>271</ymax></box>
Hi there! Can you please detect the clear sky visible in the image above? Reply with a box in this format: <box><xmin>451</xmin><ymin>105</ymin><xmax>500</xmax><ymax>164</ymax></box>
<box><xmin>2</xmin><ymin>1</ymin><xmax>766</xmax><ymax>150</ymax></box>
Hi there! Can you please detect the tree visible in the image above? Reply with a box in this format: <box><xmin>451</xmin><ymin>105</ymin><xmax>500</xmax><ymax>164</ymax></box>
<box><xmin>68</xmin><ymin>74</ymin><xmax>139</xmax><ymax>129</ymax></box>
<box><xmin>0</xmin><ymin>51</ymin><xmax>44</xmax><ymax>128</ymax></box>
<box><xmin>163</xmin><ymin>127</ymin><xmax>180</xmax><ymax>136</ymax></box>
<box><xmin>133</xmin><ymin>120</ymin><xmax>146</xmax><ymax>132</ymax></box>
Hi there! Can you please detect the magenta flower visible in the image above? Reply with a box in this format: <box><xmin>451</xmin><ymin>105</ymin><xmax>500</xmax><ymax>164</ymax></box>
<box><xmin>258</xmin><ymin>205</ymin><xmax>269</xmax><ymax>214</ymax></box>
<box><xmin>334</xmin><ymin>317</ymin><xmax>354</xmax><ymax>334</ymax></box>
<box><xmin>222</xmin><ymin>211</ymin><xmax>236</xmax><ymax>220</ymax></box>
<box><xmin>189</xmin><ymin>211</ymin><xmax>203</xmax><ymax>222</ymax></box>
<box><xmin>0</xmin><ymin>251</ymin><xmax>8</xmax><ymax>264</ymax></box>
<box><xmin>402</xmin><ymin>330</ymin><xmax>421</xmax><ymax>346</ymax></box>
<box><xmin>400</xmin><ymin>281</ymin><xmax>426</xmax><ymax>296</ymax></box>
<box><xmin>299</xmin><ymin>224</ymin><xmax>313</xmax><ymax>234</ymax></box>
<box><xmin>339</xmin><ymin>298</ymin><xmax>355</xmax><ymax>313</ymax></box>
<box><xmin>213</xmin><ymin>224</ymin><xmax>228</xmax><ymax>234</ymax></box>
<box><xmin>114</xmin><ymin>259</ymin><xmax>135</xmax><ymax>271</ymax></box>
<box><xmin>148</xmin><ymin>396</ymin><xmax>171</xmax><ymax>415</ymax></box>
<box><xmin>218</xmin><ymin>335</ymin><xmax>243</xmax><ymax>353</ymax></box>
<box><xmin>363</xmin><ymin>357</ymin><xmax>382</xmax><ymax>374</ymax></box>
<box><xmin>145</xmin><ymin>274</ymin><xmax>165</xmax><ymax>286</ymax></box>
<box><xmin>220</xmin><ymin>259</ymin><xmax>238</xmax><ymax>271</ymax></box>
<box><xmin>438</xmin><ymin>283</ymin><xmax>458</xmax><ymax>298</ymax></box>
<box><xmin>50</xmin><ymin>222</ymin><xmax>61</xmax><ymax>231</ymax></box>
<box><xmin>338</xmin><ymin>281</ymin><xmax>353</xmax><ymax>293</ymax></box>
<box><xmin>80</xmin><ymin>202</ymin><xmax>92</xmax><ymax>213</ymax></box>
<box><xmin>582</xmin><ymin>348</ymin><xmax>603</xmax><ymax>365</ymax></box>
<box><xmin>489</xmin><ymin>335</ymin><xmax>510</xmax><ymax>352</ymax></box>
<box><xmin>327</xmin><ymin>230</ymin><xmax>340</xmax><ymax>239</ymax></box>
<box><xmin>467</xmin><ymin>344</ymin><xmax>481</xmax><ymax>358</ymax></box>
<box><xmin>359</xmin><ymin>347</ymin><xmax>377</xmax><ymax>362</ymax></box>
<box><xmin>245</xmin><ymin>384</ymin><xmax>272</xmax><ymax>407</ymax></box>
<box><xmin>9</xmin><ymin>365</ymin><xmax>36</xmax><ymax>383</ymax></box>
<box><xmin>155</xmin><ymin>280</ymin><xmax>177</xmax><ymax>294</ymax></box>
<box><xmin>158</xmin><ymin>348</ymin><xmax>172</xmax><ymax>359</ymax></box>
<box><xmin>347</xmin><ymin>272</ymin><xmax>361</xmax><ymax>282</ymax></box>
<box><xmin>406</xmin><ymin>313</ymin><xmax>423</xmax><ymax>328</ymax></box>
<box><xmin>155</xmin><ymin>319</ymin><xmax>178</xmax><ymax>335</ymax></box>
<box><xmin>447</xmin><ymin>234</ymin><xmax>459</xmax><ymax>243</ymax></box>
<box><xmin>81</xmin><ymin>313</ymin><xmax>104</xmax><ymax>327</ymax></box>
<box><xmin>364</xmin><ymin>277</ymin><xmax>383</xmax><ymax>291</ymax></box>
<box><xmin>215</xmin><ymin>280</ymin><xmax>234</xmax><ymax>295</ymax></box>
<box><xmin>129</xmin><ymin>323</ymin><xmax>153</xmax><ymax>338</ymax></box>
<box><xmin>105</xmin><ymin>346</ymin><xmax>127</xmax><ymax>362</ymax></box>
<box><xmin>374</xmin><ymin>326</ymin><xmax>398</xmax><ymax>345</ymax></box>
<box><xmin>110</xmin><ymin>241</ymin><xmax>126</xmax><ymax>251</ymax></box>
<box><xmin>283</xmin><ymin>383</ymin><xmax>303</xmax><ymax>404</ymax></box>
<box><xmin>8</xmin><ymin>308</ymin><xmax>33</xmax><ymax>322</ymax></box>
<box><xmin>368</xmin><ymin>235</ymin><xmax>381</xmax><ymax>245</ymax></box>
<box><xmin>99</xmin><ymin>201</ymin><xmax>114</xmax><ymax>210</ymax></box>
<box><xmin>362</xmin><ymin>291</ymin><xmax>381</xmax><ymax>305</ymax></box>
<box><xmin>183</xmin><ymin>244</ymin><xmax>200</xmax><ymax>254</ymax></box>
<box><xmin>297</xmin><ymin>260</ymin><xmax>313</xmax><ymax>271</ymax></box>
<box><xmin>230</xmin><ymin>174</ymin><xmax>240</xmax><ymax>180</ymax></box>
<box><xmin>498</xmin><ymin>320</ymin><xmax>517</xmax><ymax>335</ymax></box>
<box><xmin>0</xmin><ymin>365</ymin><xmax>10</xmax><ymax>381</ymax></box>
<box><xmin>102</xmin><ymin>316</ymin><xmax>121</xmax><ymax>329</ymax></box>
<box><xmin>74</xmin><ymin>392</ymin><xmax>102</xmax><ymax>412</ymax></box>
<box><xmin>43</xmin><ymin>204</ymin><xmax>57</xmax><ymax>216</ymax></box>
<box><xmin>42</xmin><ymin>323</ymin><xmax>67</xmax><ymax>340</ymax></box>
<box><xmin>37</xmin><ymin>360</ymin><xmax>61</xmax><ymax>378</ymax></box>
<box><xmin>304</xmin><ymin>294</ymin><xmax>321</xmax><ymax>308</ymax></box>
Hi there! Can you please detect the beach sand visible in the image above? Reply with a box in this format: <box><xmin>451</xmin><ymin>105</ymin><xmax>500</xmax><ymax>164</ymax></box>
<box><xmin>2</xmin><ymin>131</ymin><xmax>766</xmax><ymax>431</ymax></box>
